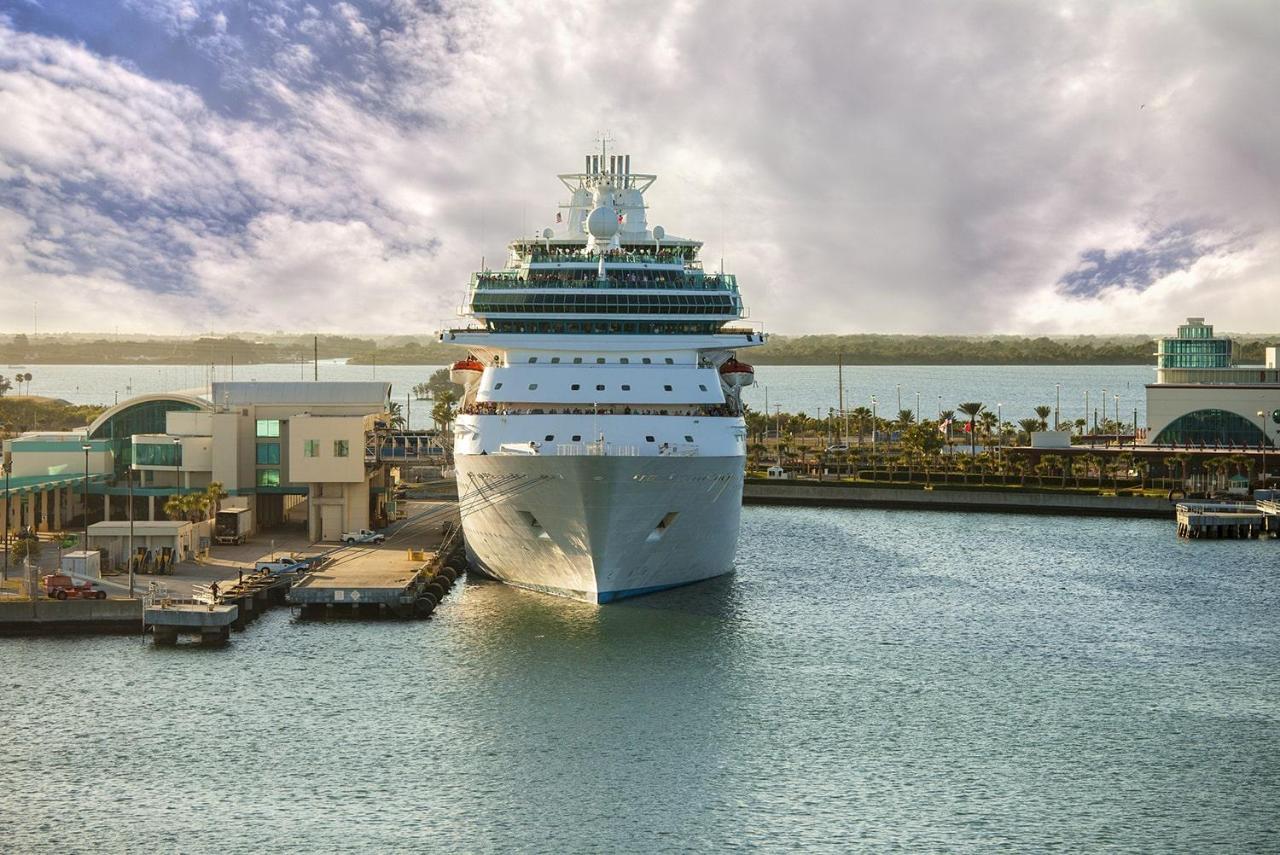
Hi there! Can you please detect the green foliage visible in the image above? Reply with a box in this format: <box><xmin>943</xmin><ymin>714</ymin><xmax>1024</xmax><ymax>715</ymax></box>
<box><xmin>11</xmin><ymin>535</ymin><xmax>40</xmax><ymax>561</ymax></box>
<box><xmin>431</xmin><ymin>390</ymin><xmax>458</xmax><ymax>430</ymax></box>
<box><xmin>0</xmin><ymin>398</ymin><xmax>107</xmax><ymax>433</ymax></box>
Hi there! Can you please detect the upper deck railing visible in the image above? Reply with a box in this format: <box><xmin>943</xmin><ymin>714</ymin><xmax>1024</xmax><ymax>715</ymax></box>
<box><xmin>471</xmin><ymin>271</ymin><xmax>738</xmax><ymax>293</ymax></box>
<box><xmin>521</xmin><ymin>247</ymin><xmax>699</xmax><ymax>265</ymax></box>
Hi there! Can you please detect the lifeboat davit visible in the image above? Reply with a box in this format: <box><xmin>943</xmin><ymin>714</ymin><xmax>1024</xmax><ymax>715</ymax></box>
<box><xmin>450</xmin><ymin>357</ymin><xmax>485</xmax><ymax>388</ymax></box>
<box><xmin>718</xmin><ymin>358</ymin><xmax>755</xmax><ymax>388</ymax></box>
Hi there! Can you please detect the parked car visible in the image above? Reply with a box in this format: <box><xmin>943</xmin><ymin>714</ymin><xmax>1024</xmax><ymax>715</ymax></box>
<box><xmin>253</xmin><ymin>556</ymin><xmax>319</xmax><ymax>575</ymax></box>
<box><xmin>340</xmin><ymin>529</ymin><xmax>385</xmax><ymax>545</ymax></box>
<box><xmin>43</xmin><ymin>574</ymin><xmax>107</xmax><ymax>600</ymax></box>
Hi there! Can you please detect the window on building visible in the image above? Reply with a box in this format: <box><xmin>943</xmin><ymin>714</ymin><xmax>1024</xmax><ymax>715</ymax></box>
<box><xmin>571</xmin><ymin>384</ymin><xmax>580</xmax><ymax>391</ymax></box>
<box><xmin>622</xmin><ymin>385</ymin><xmax>631</xmax><ymax>391</ymax></box>
<box><xmin>256</xmin><ymin>419</ymin><xmax>280</xmax><ymax>438</ymax></box>
<box><xmin>573</xmin><ymin>357</ymin><xmax>583</xmax><ymax>364</ymax></box>
<box><xmin>596</xmin><ymin>384</ymin><xmax>605</xmax><ymax>391</ymax></box>
<box><xmin>257</xmin><ymin>469</ymin><xmax>281</xmax><ymax>487</ymax></box>
<box><xmin>596</xmin><ymin>357</ymin><xmax>606</xmax><ymax>364</ymax></box>
<box><xmin>303</xmin><ymin>440</ymin><xmax>320</xmax><ymax>457</ymax></box>
<box><xmin>664</xmin><ymin>385</ymin><xmax>673</xmax><ymax>392</ymax></box>
<box><xmin>665</xmin><ymin>358</ymin><xmax>674</xmax><ymax>364</ymax></box>
<box><xmin>550</xmin><ymin>357</ymin><xmax>560</xmax><ymax>364</ymax></box>
<box><xmin>256</xmin><ymin>442</ymin><xmax>280</xmax><ymax>465</ymax></box>
<box><xmin>334</xmin><ymin>440</ymin><xmax>349</xmax><ymax>457</ymax></box>
<box><xmin>544</xmin><ymin>434</ymin><xmax>554</xmax><ymax>441</ymax></box>
<box><xmin>572</xmin><ymin>435</ymin><xmax>581</xmax><ymax>441</ymax></box>
<box><xmin>642</xmin><ymin>358</ymin><xmax>652</xmax><ymax>364</ymax></box>
<box><xmin>620</xmin><ymin>357</ymin><xmax>629</xmax><ymax>364</ymax></box>
<box><xmin>528</xmin><ymin>357</ymin><xmax>538</xmax><ymax>363</ymax></box>
<box><xmin>528</xmin><ymin>383</ymin><xmax>538</xmax><ymax>390</ymax></box>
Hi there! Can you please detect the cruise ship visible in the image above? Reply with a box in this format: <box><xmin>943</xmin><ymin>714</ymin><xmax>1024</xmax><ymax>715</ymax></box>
<box><xmin>438</xmin><ymin>144</ymin><xmax>764</xmax><ymax>603</ymax></box>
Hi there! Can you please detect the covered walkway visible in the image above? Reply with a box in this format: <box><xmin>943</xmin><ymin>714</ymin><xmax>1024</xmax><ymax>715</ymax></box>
<box><xmin>2</xmin><ymin>471</ymin><xmax>109</xmax><ymax>539</ymax></box>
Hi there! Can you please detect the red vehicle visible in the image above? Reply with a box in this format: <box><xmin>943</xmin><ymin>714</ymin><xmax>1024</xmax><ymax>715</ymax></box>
<box><xmin>42</xmin><ymin>574</ymin><xmax>107</xmax><ymax>600</ymax></box>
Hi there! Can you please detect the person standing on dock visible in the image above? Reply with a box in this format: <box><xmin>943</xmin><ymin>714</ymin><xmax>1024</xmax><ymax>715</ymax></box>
<box><xmin>210</xmin><ymin>581</ymin><xmax>219</xmax><ymax>602</ymax></box>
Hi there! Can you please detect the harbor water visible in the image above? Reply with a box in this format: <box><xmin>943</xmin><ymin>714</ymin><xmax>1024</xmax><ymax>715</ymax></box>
<box><xmin>3</xmin><ymin>505</ymin><xmax>1276</xmax><ymax>852</ymax></box>
<box><xmin>11</xmin><ymin>363</ymin><xmax>1152</xmax><ymax>430</ymax></box>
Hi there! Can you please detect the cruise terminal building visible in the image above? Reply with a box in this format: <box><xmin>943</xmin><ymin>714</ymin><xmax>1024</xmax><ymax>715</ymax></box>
<box><xmin>3</xmin><ymin>382</ymin><xmax>398</xmax><ymax>554</ymax></box>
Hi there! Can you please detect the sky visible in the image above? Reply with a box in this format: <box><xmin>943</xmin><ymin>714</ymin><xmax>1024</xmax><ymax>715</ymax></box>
<box><xmin>0</xmin><ymin>0</ymin><xmax>1277</xmax><ymax>337</ymax></box>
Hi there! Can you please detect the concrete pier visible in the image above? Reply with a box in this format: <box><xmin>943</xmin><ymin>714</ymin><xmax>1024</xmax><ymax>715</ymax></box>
<box><xmin>1176</xmin><ymin>502</ymin><xmax>1273</xmax><ymax>539</ymax></box>
<box><xmin>145</xmin><ymin>600</ymin><xmax>238</xmax><ymax>644</ymax></box>
<box><xmin>0</xmin><ymin>598</ymin><xmax>142</xmax><ymax>635</ymax></box>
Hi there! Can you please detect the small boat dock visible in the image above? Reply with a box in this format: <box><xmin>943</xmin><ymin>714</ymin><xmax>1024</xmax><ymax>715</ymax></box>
<box><xmin>1175</xmin><ymin>500</ymin><xmax>1280</xmax><ymax>539</ymax></box>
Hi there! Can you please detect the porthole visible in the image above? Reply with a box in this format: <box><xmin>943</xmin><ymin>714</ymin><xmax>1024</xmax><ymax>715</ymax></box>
<box><xmin>622</xmin><ymin>384</ymin><xmax>631</xmax><ymax>391</ymax></box>
<box><xmin>572</xmin><ymin>435</ymin><xmax>581</xmax><ymax>441</ymax></box>
<box><xmin>528</xmin><ymin>383</ymin><xmax>538</xmax><ymax>390</ymax></box>
<box><xmin>596</xmin><ymin>384</ymin><xmax>605</xmax><ymax>391</ymax></box>
<box><xmin>544</xmin><ymin>435</ymin><xmax>554</xmax><ymax>441</ymax></box>
<box><xmin>645</xmin><ymin>436</ymin><xmax>655</xmax><ymax>442</ymax></box>
<box><xmin>642</xmin><ymin>358</ymin><xmax>652</xmax><ymax>364</ymax></box>
<box><xmin>550</xmin><ymin>357</ymin><xmax>560</xmax><ymax>364</ymax></box>
<box><xmin>571</xmin><ymin>384</ymin><xmax>580</xmax><ymax>391</ymax></box>
<box><xmin>665</xmin><ymin>358</ymin><xmax>674</xmax><ymax>364</ymax></box>
<box><xmin>685</xmin><ymin>435</ymin><xmax>694</xmax><ymax>442</ymax></box>
<box><xmin>699</xmin><ymin>384</ymin><xmax>707</xmax><ymax>391</ymax></box>
<box><xmin>573</xmin><ymin>357</ymin><xmax>583</xmax><ymax>364</ymax></box>
<box><xmin>620</xmin><ymin>357</ymin><xmax>629</xmax><ymax>364</ymax></box>
<box><xmin>596</xmin><ymin>357</ymin><xmax>606</xmax><ymax>364</ymax></box>
<box><xmin>494</xmin><ymin>382</ymin><xmax>503</xmax><ymax>390</ymax></box>
<box><xmin>663</xmin><ymin>385</ymin><xmax>673</xmax><ymax>392</ymax></box>
<box><xmin>528</xmin><ymin>357</ymin><xmax>537</xmax><ymax>363</ymax></box>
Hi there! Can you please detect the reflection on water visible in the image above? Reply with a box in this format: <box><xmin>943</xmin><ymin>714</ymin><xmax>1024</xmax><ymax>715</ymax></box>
<box><xmin>2</xmin><ymin>505</ymin><xmax>1277</xmax><ymax>852</ymax></box>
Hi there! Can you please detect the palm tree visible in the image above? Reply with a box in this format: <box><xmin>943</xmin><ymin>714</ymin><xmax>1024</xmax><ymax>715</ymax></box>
<box><xmin>1033</xmin><ymin>405</ymin><xmax>1052</xmax><ymax>431</ymax></box>
<box><xmin>1016</xmin><ymin>418</ymin><xmax>1040</xmax><ymax>444</ymax></box>
<box><xmin>957</xmin><ymin>402</ymin><xmax>984</xmax><ymax>455</ymax></box>
<box><xmin>849</xmin><ymin>407</ymin><xmax>872</xmax><ymax>445</ymax></box>
<box><xmin>896</xmin><ymin>409</ymin><xmax>915</xmax><ymax>432</ymax></box>
<box><xmin>388</xmin><ymin>401</ymin><xmax>407</xmax><ymax>430</ymax></box>
<box><xmin>205</xmin><ymin>482</ymin><xmax>228</xmax><ymax>518</ymax></box>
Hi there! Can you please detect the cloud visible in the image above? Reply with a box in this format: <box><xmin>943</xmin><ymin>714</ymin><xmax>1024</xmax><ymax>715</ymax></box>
<box><xmin>0</xmin><ymin>1</ymin><xmax>1278</xmax><ymax>336</ymax></box>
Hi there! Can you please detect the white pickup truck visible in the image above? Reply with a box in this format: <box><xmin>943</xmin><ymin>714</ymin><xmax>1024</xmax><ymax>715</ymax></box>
<box><xmin>253</xmin><ymin>556</ymin><xmax>318</xmax><ymax>575</ymax></box>
<box><xmin>340</xmin><ymin>529</ymin><xmax>385</xmax><ymax>545</ymax></box>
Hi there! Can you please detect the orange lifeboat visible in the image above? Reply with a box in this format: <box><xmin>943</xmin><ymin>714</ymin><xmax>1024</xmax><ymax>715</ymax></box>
<box><xmin>718</xmin><ymin>358</ymin><xmax>755</xmax><ymax>388</ymax></box>
<box><xmin>450</xmin><ymin>356</ymin><xmax>485</xmax><ymax>387</ymax></box>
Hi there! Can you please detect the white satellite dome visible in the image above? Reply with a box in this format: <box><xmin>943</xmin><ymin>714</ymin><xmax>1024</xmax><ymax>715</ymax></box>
<box><xmin>586</xmin><ymin>205</ymin><xmax>620</xmax><ymax>239</ymax></box>
<box><xmin>652</xmin><ymin>225</ymin><xmax>665</xmax><ymax>240</ymax></box>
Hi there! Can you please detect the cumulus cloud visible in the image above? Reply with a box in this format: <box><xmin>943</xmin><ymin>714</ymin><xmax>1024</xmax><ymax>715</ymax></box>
<box><xmin>0</xmin><ymin>0</ymin><xmax>1278</xmax><ymax>335</ymax></box>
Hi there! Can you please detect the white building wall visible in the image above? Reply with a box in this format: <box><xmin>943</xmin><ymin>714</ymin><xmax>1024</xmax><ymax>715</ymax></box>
<box><xmin>1146</xmin><ymin>385</ymin><xmax>1280</xmax><ymax>445</ymax></box>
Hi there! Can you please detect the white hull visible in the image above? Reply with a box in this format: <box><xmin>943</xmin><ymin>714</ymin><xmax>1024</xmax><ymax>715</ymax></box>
<box><xmin>454</xmin><ymin>453</ymin><xmax>744</xmax><ymax>603</ymax></box>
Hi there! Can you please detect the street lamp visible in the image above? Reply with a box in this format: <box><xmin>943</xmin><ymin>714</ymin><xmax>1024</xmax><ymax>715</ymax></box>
<box><xmin>173</xmin><ymin>437</ymin><xmax>183</xmax><ymax>495</ymax></box>
<box><xmin>996</xmin><ymin>403</ymin><xmax>1003</xmax><ymax>449</ymax></box>
<box><xmin>81</xmin><ymin>442</ymin><xmax>91</xmax><ymax>552</ymax></box>
<box><xmin>2</xmin><ymin>456</ymin><xmax>10</xmax><ymax>582</ymax></box>
<box><xmin>1259</xmin><ymin>411</ymin><xmax>1268</xmax><ymax>488</ymax></box>
<box><xmin>871</xmin><ymin>396</ymin><xmax>878</xmax><ymax>452</ymax></box>
<box><xmin>1055</xmin><ymin>383</ymin><xmax>1061</xmax><ymax>430</ymax></box>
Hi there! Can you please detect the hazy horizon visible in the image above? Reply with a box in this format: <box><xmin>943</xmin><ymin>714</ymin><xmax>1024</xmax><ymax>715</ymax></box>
<box><xmin>2</xmin><ymin>2</ymin><xmax>1277</xmax><ymax>336</ymax></box>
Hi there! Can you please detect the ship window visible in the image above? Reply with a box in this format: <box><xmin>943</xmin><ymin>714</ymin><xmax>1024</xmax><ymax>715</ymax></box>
<box><xmin>596</xmin><ymin>357</ymin><xmax>606</xmax><ymax>364</ymax></box>
<box><xmin>572</xmin><ymin>435</ymin><xmax>581</xmax><ymax>441</ymax></box>
<box><xmin>528</xmin><ymin>357</ymin><xmax>537</xmax><ymax>363</ymax></box>
<box><xmin>665</xmin><ymin>358</ymin><xmax>674</xmax><ymax>364</ymax></box>
<box><xmin>596</xmin><ymin>384</ymin><xmax>605</xmax><ymax>391</ymax></box>
<box><xmin>528</xmin><ymin>383</ymin><xmax>538</xmax><ymax>390</ymax></box>
<box><xmin>544</xmin><ymin>435</ymin><xmax>554</xmax><ymax>441</ymax></box>
<box><xmin>642</xmin><ymin>358</ymin><xmax>652</xmax><ymax>364</ymax></box>
<box><xmin>550</xmin><ymin>357</ymin><xmax>560</xmax><ymax>364</ymax></box>
<box><xmin>620</xmin><ymin>357</ymin><xmax>629</xmax><ymax>364</ymax></box>
<box><xmin>645</xmin><ymin>436</ymin><xmax>655</xmax><ymax>442</ymax></box>
<box><xmin>622</xmin><ymin>384</ymin><xmax>631</xmax><ymax>391</ymax></box>
<box><xmin>699</xmin><ymin>384</ymin><xmax>708</xmax><ymax>391</ymax></box>
<box><xmin>685</xmin><ymin>435</ymin><xmax>694</xmax><ymax>442</ymax></box>
<box><xmin>493</xmin><ymin>382</ymin><xmax>503</xmax><ymax>390</ymax></box>
<box><xmin>571</xmin><ymin>384</ymin><xmax>580</xmax><ymax>391</ymax></box>
<box><xmin>573</xmin><ymin>357</ymin><xmax>583</xmax><ymax>364</ymax></box>
<box><xmin>664</xmin><ymin>385</ymin><xmax>673</xmax><ymax>392</ymax></box>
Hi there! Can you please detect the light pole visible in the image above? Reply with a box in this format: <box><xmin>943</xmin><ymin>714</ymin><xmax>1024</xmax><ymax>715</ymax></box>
<box><xmin>896</xmin><ymin>384</ymin><xmax>901</xmax><ymax>415</ymax></box>
<box><xmin>81</xmin><ymin>442</ymin><xmax>91</xmax><ymax>551</ymax></box>
<box><xmin>2</xmin><ymin>456</ymin><xmax>9</xmax><ymax>582</ymax></box>
<box><xmin>1055</xmin><ymin>383</ymin><xmax>1061</xmax><ymax>430</ymax></box>
<box><xmin>871</xmin><ymin>396</ymin><xmax>878</xmax><ymax>454</ymax></box>
<box><xmin>997</xmin><ymin>402</ymin><xmax>1003</xmax><ymax>449</ymax></box>
<box><xmin>915</xmin><ymin>391</ymin><xmax>921</xmax><ymax>424</ymax></box>
<box><xmin>1084</xmin><ymin>390</ymin><xmax>1089</xmax><ymax>435</ymax></box>
<box><xmin>1259</xmin><ymin>411</ymin><xmax>1268</xmax><ymax>488</ymax></box>
<box><xmin>937</xmin><ymin>395</ymin><xmax>942</xmax><ymax>419</ymax></box>
<box><xmin>127</xmin><ymin>466</ymin><xmax>135</xmax><ymax>599</ymax></box>
<box><xmin>174</xmin><ymin>437</ymin><xmax>183</xmax><ymax>496</ymax></box>
<box><xmin>1114</xmin><ymin>394</ymin><xmax>1120</xmax><ymax>437</ymax></box>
